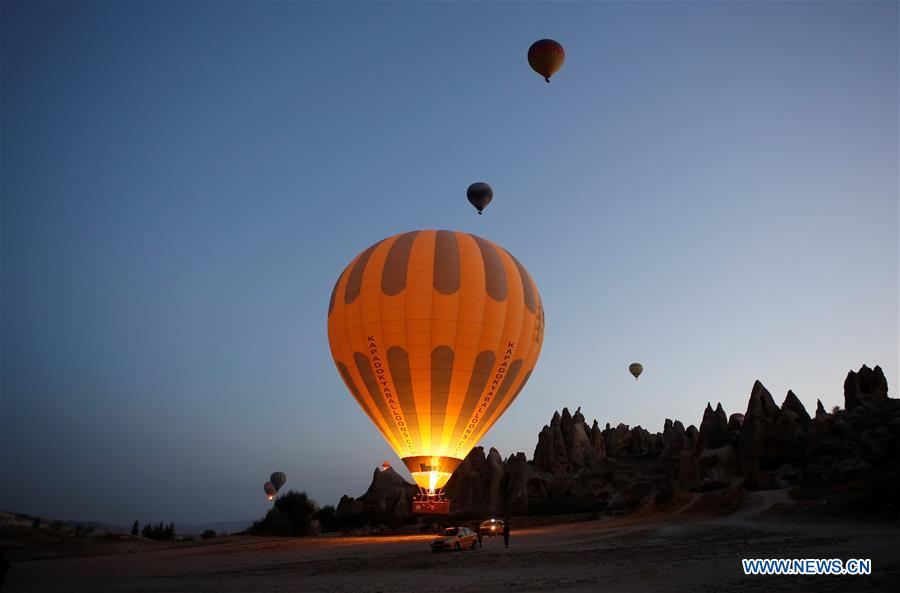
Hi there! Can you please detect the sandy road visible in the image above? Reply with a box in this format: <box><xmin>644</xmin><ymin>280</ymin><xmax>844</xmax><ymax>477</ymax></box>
<box><xmin>6</xmin><ymin>501</ymin><xmax>900</xmax><ymax>593</ymax></box>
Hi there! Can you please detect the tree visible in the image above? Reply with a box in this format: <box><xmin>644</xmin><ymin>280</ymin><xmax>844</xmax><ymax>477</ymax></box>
<box><xmin>250</xmin><ymin>490</ymin><xmax>318</xmax><ymax>537</ymax></box>
<box><xmin>312</xmin><ymin>505</ymin><xmax>337</xmax><ymax>532</ymax></box>
<box><xmin>200</xmin><ymin>529</ymin><xmax>217</xmax><ymax>539</ymax></box>
<box><xmin>141</xmin><ymin>521</ymin><xmax>177</xmax><ymax>541</ymax></box>
<box><xmin>131</xmin><ymin>521</ymin><xmax>140</xmax><ymax>536</ymax></box>
<box><xmin>274</xmin><ymin>491</ymin><xmax>316</xmax><ymax>536</ymax></box>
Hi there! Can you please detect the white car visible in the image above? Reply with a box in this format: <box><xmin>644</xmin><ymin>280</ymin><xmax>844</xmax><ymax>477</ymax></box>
<box><xmin>479</xmin><ymin>519</ymin><xmax>505</xmax><ymax>537</ymax></box>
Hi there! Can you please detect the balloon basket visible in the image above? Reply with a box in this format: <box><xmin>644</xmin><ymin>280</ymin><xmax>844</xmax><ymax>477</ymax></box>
<box><xmin>412</xmin><ymin>489</ymin><xmax>450</xmax><ymax>515</ymax></box>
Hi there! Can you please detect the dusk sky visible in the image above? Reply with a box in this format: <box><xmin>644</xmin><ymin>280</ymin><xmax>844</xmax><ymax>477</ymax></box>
<box><xmin>2</xmin><ymin>1</ymin><xmax>897</xmax><ymax>527</ymax></box>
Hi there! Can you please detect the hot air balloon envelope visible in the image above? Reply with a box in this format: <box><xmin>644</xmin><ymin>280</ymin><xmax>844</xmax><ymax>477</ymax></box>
<box><xmin>629</xmin><ymin>363</ymin><xmax>643</xmax><ymax>380</ymax></box>
<box><xmin>263</xmin><ymin>481</ymin><xmax>277</xmax><ymax>501</ymax></box>
<box><xmin>270</xmin><ymin>471</ymin><xmax>287</xmax><ymax>491</ymax></box>
<box><xmin>528</xmin><ymin>39</ymin><xmax>565</xmax><ymax>82</ymax></box>
<box><xmin>328</xmin><ymin>230</ymin><xmax>544</xmax><ymax>493</ymax></box>
<box><xmin>466</xmin><ymin>182</ymin><xmax>493</xmax><ymax>214</ymax></box>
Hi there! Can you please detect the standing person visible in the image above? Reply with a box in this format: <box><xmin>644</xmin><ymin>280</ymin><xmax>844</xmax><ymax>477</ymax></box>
<box><xmin>0</xmin><ymin>551</ymin><xmax>10</xmax><ymax>591</ymax></box>
<box><xmin>502</xmin><ymin>519</ymin><xmax>510</xmax><ymax>548</ymax></box>
<box><xmin>475</xmin><ymin>523</ymin><xmax>482</xmax><ymax>548</ymax></box>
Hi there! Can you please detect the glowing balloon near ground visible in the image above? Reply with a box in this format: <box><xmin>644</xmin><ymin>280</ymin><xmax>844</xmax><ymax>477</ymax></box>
<box><xmin>327</xmin><ymin>230</ymin><xmax>544</xmax><ymax>493</ymax></box>
<box><xmin>263</xmin><ymin>482</ymin><xmax>277</xmax><ymax>501</ymax></box>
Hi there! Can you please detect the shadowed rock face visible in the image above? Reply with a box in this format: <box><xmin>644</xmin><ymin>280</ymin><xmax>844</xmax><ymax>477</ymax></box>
<box><xmin>698</xmin><ymin>403</ymin><xmax>729</xmax><ymax>450</ymax></box>
<box><xmin>443</xmin><ymin>446</ymin><xmax>507</xmax><ymax>518</ymax></box>
<box><xmin>338</xmin><ymin>364</ymin><xmax>898</xmax><ymax>521</ymax></box>
<box><xmin>337</xmin><ymin>467</ymin><xmax>418</xmax><ymax>516</ymax></box>
<box><xmin>533</xmin><ymin>407</ymin><xmax>607</xmax><ymax>475</ymax></box>
<box><xmin>844</xmin><ymin>365</ymin><xmax>889</xmax><ymax>410</ymax></box>
<box><xmin>783</xmin><ymin>391</ymin><xmax>811</xmax><ymax>424</ymax></box>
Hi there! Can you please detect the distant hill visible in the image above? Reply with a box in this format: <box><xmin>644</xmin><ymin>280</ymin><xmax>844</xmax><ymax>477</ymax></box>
<box><xmin>0</xmin><ymin>511</ymin><xmax>251</xmax><ymax>538</ymax></box>
<box><xmin>177</xmin><ymin>520</ymin><xmax>252</xmax><ymax>535</ymax></box>
<box><xmin>0</xmin><ymin>511</ymin><xmax>127</xmax><ymax>534</ymax></box>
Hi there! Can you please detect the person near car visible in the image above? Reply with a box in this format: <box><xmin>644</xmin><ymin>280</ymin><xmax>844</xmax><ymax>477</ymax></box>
<box><xmin>475</xmin><ymin>524</ymin><xmax>482</xmax><ymax>547</ymax></box>
<box><xmin>0</xmin><ymin>551</ymin><xmax>9</xmax><ymax>591</ymax></box>
<box><xmin>502</xmin><ymin>519</ymin><xmax>510</xmax><ymax>548</ymax></box>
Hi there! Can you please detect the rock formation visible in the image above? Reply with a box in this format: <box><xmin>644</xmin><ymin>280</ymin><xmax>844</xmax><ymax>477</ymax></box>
<box><xmin>337</xmin><ymin>364</ymin><xmax>899</xmax><ymax>522</ymax></box>
<box><xmin>443</xmin><ymin>447</ymin><xmax>507</xmax><ymax>517</ymax></box>
<box><xmin>533</xmin><ymin>407</ymin><xmax>607</xmax><ymax>475</ymax></box>
<box><xmin>698</xmin><ymin>403</ymin><xmax>729</xmax><ymax>450</ymax></box>
<box><xmin>336</xmin><ymin>467</ymin><xmax>418</xmax><ymax>517</ymax></box>
<box><xmin>844</xmin><ymin>364</ymin><xmax>889</xmax><ymax>409</ymax></box>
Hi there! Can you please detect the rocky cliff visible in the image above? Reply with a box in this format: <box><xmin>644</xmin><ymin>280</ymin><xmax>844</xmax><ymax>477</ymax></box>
<box><xmin>336</xmin><ymin>467</ymin><xmax>418</xmax><ymax>517</ymax></box>
<box><xmin>337</xmin><ymin>364</ymin><xmax>899</xmax><ymax>519</ymax></box>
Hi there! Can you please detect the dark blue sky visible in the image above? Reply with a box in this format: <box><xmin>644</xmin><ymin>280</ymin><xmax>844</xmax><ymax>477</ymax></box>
<box><xmin>2</xmin><ymin>1</ymin><xmax>897</xmax><ymax>525</ymax></box>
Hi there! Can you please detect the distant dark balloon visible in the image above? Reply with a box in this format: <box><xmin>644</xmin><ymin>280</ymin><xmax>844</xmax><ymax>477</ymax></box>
<box><xmin>467</xmin><ymin>182</ymin><xmax>493</xmax><ymax>214</ymax></box>
<box><xmin>528</xmin><ymin>39</ymin><xmax>565</xmax><ymax>83</ymax></box>
<box><xmin>629</xmin><ymin>363</ymin><xmax>643</xmax><ymax>380</ymax></box>
<box><xmin>270</xmin><ymin>471</ymin><xmax>287</xmax><ymax>491</ymax></box>
<box><xmin>264</xmin><ymin>482</ymin><xmax>277</xmax><ymax>501</ymax></box>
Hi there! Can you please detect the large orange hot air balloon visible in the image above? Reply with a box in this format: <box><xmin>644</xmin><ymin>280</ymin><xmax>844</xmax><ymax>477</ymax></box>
<box><xmin>527</xmin><ymin>39</ymin><xmax>565</xmax><ymax>83</ymax></box>
<box><xmin>327</xmin><ymin>230</ymin><xmax>544</xmax><ymax>495</ymax></box>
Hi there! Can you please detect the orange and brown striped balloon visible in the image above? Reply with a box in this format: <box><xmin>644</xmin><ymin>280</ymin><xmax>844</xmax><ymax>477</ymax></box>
<box><xmin>527</xmin><ymin>39</ymin><xmax>565</xmax><ymax>82</ymax></box>
<box><xmin>327</xmin><ymin>230</ymin><xmax>544</xmax><ymax>492</ymax></box>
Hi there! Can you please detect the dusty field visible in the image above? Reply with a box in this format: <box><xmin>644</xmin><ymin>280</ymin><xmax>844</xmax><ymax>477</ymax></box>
<box><xmin>5</xmin><ymin>494</ymin><xmax>900</xmax><ymax>593</ymax></box>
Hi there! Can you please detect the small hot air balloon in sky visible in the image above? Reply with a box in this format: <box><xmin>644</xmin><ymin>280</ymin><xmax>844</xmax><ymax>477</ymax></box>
<box><xmin>270</xmin><ymin>471</ymin><xmax>287</xmax><ymax>491</ymax></box>
<box><xmin>263</xmin><ymin>481</ymin><xmax>277</xmax><ymax>501</ymax></box>
<box><xmin>527</xmin><ymin>39</ymin><xmax>565</xmax><ymax>83</ymax></box>
<box><xmin>328</xmin><ymin>230</ymin><xmax>544</xmax><ymax>496</ymax></box>
<box><xmin>466</xmin><ymin>182</ymin><xmax>493</xmax><ymax>214</ymax></box>
<box><xmin>629</xmin><ymin>363</ymin><xmax>643</xmax><ymax>380</ymax></box>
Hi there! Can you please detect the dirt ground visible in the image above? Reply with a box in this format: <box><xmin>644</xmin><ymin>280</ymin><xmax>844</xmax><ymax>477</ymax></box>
<box><xmin>5</xmin><ymin>492</ymin><xmax>899</xmax><ymax>593</ymax></box>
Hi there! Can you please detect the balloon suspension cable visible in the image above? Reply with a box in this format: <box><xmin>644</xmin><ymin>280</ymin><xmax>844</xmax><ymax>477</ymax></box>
<box><xmin>413</xmin><ymin>486</ymin><xmax>450</xmax><ymax>514</ymax></box>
